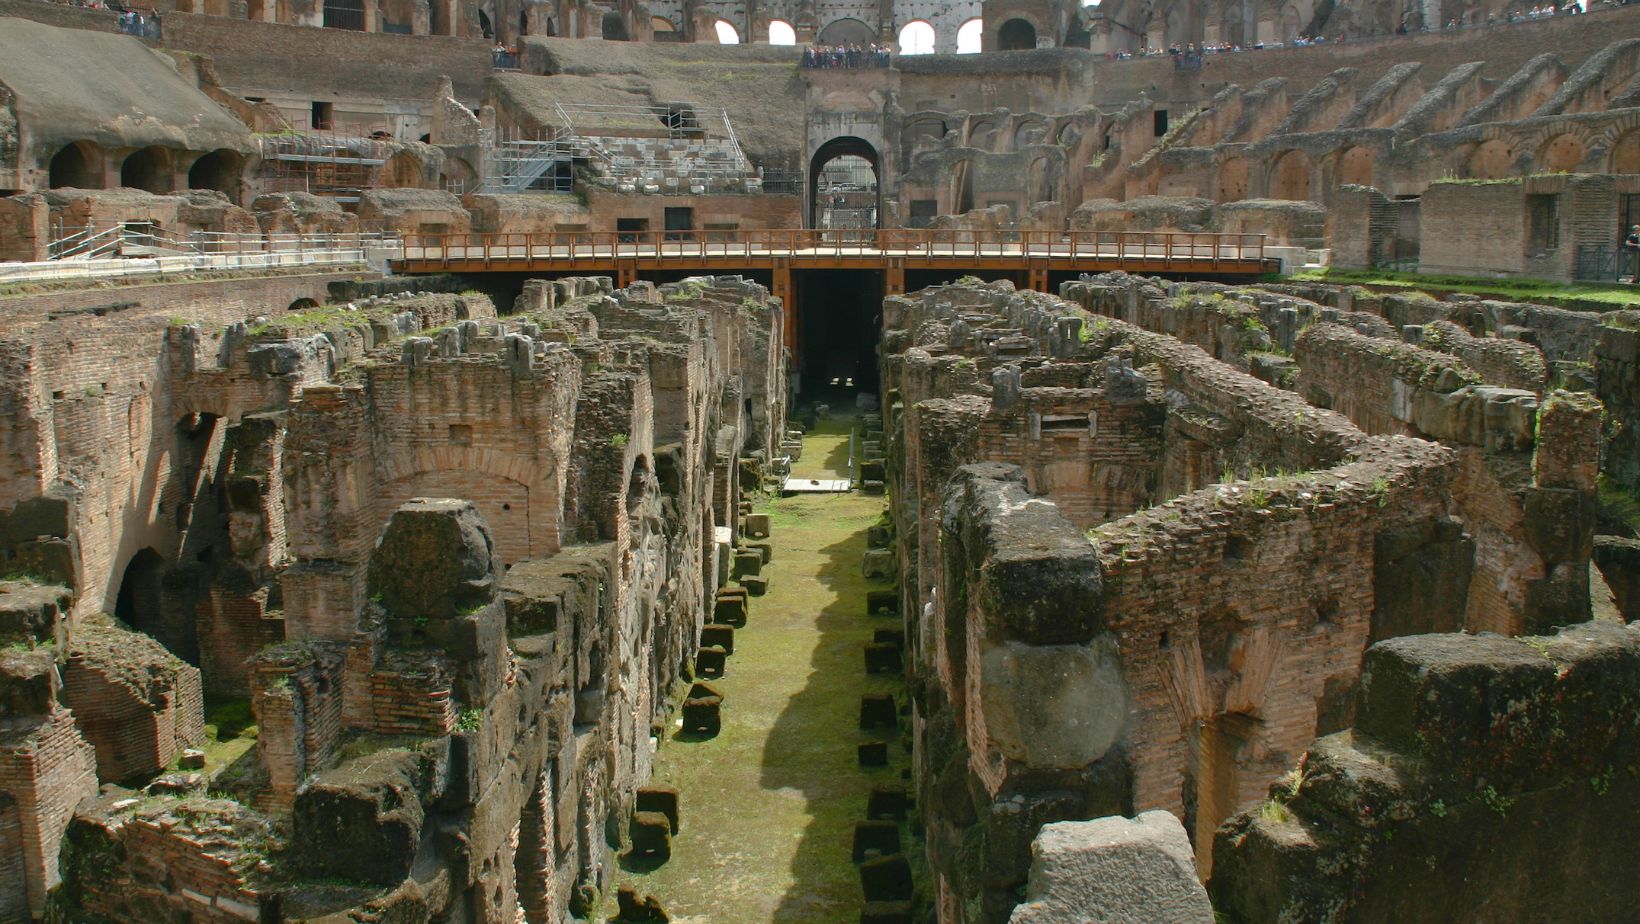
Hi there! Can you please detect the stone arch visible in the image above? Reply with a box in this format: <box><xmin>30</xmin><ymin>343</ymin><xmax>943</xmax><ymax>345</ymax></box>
<box><xmin>601</xmin><ymin>10</ymin><xmax>629</xmax><ymax>39</ymax></box>
<box><xmin>1609</xmin><ymin>128</ymin><xmax>1640</xmax><ymax>174</ymax></box>
<box><xmin>187</xmin><ymin>149</ymin><xmax>243</xmax><ymax>202</ymax></box>
<box><xmin>49</xmin><ymin>141</ymin><xmax>103</xmax><ymax>189</ymax></box>
<box><xmin>809</xmin><ymin>136</ymin><xmax>880</xmax><ymax>229</ymax></box>
<box><xmin>1278</xmin><ymin>3</ymin><xmax>1301</xmax><ymax>42</ymax></box>
<box><xmin>382</xmin><ymin>150</ymin><xmax>425</xmax><ymax>188</ymax></box>
<box><xmin>956</xmin><ymin>17</ymin><xmax>982</xmax><ymax>53</ymax></box>
<box><xmin>652</xmin><ymin>15</ymin><xmax>678</xmax><ymax>36</ymax></box>
<box><xmin>767</xmin><ymin>19</ymin><xmax>795</xmax><ymax>44</ymax></box>
<box><xmin>1537</xmin><ymin>132</ymin><xmax>1587</xmax><ymax>173</ymax></box>
<box><xmin>1218</xmin><ymin>156</ymin><xmax>1249</xmax><ymax>201</ymax></box>
<box><xmin>817</xmin><ymin>17</ymin><xmax>873</xmax><ymax>45</ymax></box>
<box><xmin>967</xmin><ymin>118</ymin><xmax>998</xmax><ymax>150</ymax></box>
<box><xmin>1269</xmin><ymin>149</ymin><xmax>1313</xmax><ymax>201</ymax></box>
<box><xmin>899</xmin><ymin>19</ymin><xmax>936</xmax><ymax>54</ymax></box>
<box><xmin>1465</xmin><ymin>138</ymin><xmax>1514</xmax><ymax>179</ymax></box>
<box><xmin>997</xmin><ymin>18</ymin><xmax>1037</xmax><ymax>50</ymax></box>
<box><xmin>120</xmin><ymin>146</ymin><xmax>173</xmax><ymax>193</ymax></box>
<box><xmin>288</xmin><ymin>297</ymin><xmax>320</xmax><ymax>311</ymax></box>
<box><xmin>378</xmin><ymin>446</ymin><xmax>552</xmax><ymax>562</ymax></box>
<box><xmin>1013</xmin><ymin>118</ymin><xmax>1048</xmax><ymax>150</ymax></box>
<box><xmin>1336</xmin><ymin>145</ymin><xmax>1374</xmax><ymax>188</ymax></box>
<box><xmin>713</xmin><ymin>18</ymin><xmax>740</xmax><ymax>43</ymax></box>
<box><xmin>1219</xmin><ymin>0</ymin><xmax>1248</xmax><ymax>45</ymax></box>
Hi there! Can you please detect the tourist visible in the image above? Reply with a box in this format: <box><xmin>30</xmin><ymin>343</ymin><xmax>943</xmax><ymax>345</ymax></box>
<box><xmin>1624</xmin><ymin>224</ymin><xmax>1640</xmax><ymax>282</ymax></box>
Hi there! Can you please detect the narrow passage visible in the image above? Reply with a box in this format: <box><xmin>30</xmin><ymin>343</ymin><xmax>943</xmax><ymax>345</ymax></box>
<box><xmin>607</xmin><ymin>415</ymin><xmax>913</xmax><ymax>922</ymax></box>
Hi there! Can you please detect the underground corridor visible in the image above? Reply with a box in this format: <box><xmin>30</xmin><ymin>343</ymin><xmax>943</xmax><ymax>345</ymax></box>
<box><xmin>605</xmin><ymin>412</ymin><xmax>920</xmax><ymax>923</ymax></box>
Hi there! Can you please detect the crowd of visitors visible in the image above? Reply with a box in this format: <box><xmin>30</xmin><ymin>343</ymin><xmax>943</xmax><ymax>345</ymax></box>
<box><xmin>802</xmin><ymin>44</ymin><xmax>892</xmax><ymax>68</ymax></box>
<box><xmin>1107</xmin><ymin>0</ymin><xmax>1626</xmax><ymax>65</ymax></box>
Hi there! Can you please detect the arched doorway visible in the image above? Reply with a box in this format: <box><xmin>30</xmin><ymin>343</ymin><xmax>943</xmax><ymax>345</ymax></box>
<box><xmin>768</xmin><ymin>19</ymin><xmax>796</xmax><ymax>44</ymax></box>
<box><xmin>602</xmin><ymin>10</ymin><xmax>629</xmax><ymax>39</ymax></box>
<box><xmin>187</xmin><ymin>149</ymin><xmax>243</xmax><ymax>202</ymax></box>
<box><xmin>115</xmin><ymin>548</ymin><xmax>167</xmax><ymax>643</ymax></box>
<box><xmin>998</xmin><ymin>18</ymin><xmax>1037</xmax><ymax>50</ymax></box>
<box><xmin>121</xmin><ymin>146</ymin><xmax>173</xmax><ymax>193</ymax></box>
<box><xmin>956</xmin><ymin>18</ymin><xmax>982</xmax><ymax>52</ymax></box>
<box><xmin>809</xmin><ymin>136</ymin><xmax>880</xmax><ymax>229</ymax></box>
<box><xmin>817</xmin><ymin>17</ymin><xmax>873</xmax><ymax>46</ymax></box>
<box><xmin>49</xmin><ymin>141</ymin><xmax>102</xmax><ymax>189</ymax></box>
<box><xmin>714</xmin><ymin>19</ymin><xmax>740</xmax><ymax>43</ymax></box>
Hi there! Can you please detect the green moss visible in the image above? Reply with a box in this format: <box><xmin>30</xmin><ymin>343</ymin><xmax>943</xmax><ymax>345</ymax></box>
<box><xmin>1285</xmin><ymin>268</ymin><xmax>1640</xmax><ymax>309</ymax></box>
<box><xmin>606</xmin><ymin>416</ymin><xmax>920</xmax><ymax>921</ymax></box>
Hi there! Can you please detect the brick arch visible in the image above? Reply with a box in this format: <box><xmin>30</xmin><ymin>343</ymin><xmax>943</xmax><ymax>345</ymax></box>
<box><xmin>1536</xmin><ymin>132</ymin><xmax>1588</xmax><ymax>173</ymax></box>
<box><xmin>379</xmin><ymin>447</ymin><xmax>555</xmax><ymax>562</ymax></box>
<box><xmin>1268</xmin><ymin>149</ymin><xmax>1314</xmax><ymax>201</ymax></box>
<box><xmin>1463</xmin><ymin>138</ymin><xmax>1515</xmax><ymax>180</ymax></box>
<box><xmin>1335</xmin><ymin>145</ymin><xmax>1374</xmax><ymax>188</ymax></box>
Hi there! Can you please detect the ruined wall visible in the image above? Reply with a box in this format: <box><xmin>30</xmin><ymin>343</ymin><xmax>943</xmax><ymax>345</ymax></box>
<box><xmin>883</xmin><ymin>277</ymin><xmax>1604</xmax><ymax>923</ymax></box>
<box><xmin>1212</xmin><ymin>621</ymin><xmax>1640</xmax><ymax>924</ymax></box>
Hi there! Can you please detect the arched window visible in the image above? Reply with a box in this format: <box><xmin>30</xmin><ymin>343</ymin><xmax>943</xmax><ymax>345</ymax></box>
<box><xmin>714</xmin><ymin>19</ymin><xmax>740</xmax><ymax>43</ymax></box>
<box><xmin>899</xmin><ymin>20</ymin><xmax>935</xmax><ymax>54</ymax></box>
<box><xmin>956</xmin><ymin>18</ymin><xmax>983</xmax><ymax>53</ymax></box>
<box><xmin>768</xmin><ymin>19</ymin><xmax>796</xmax><ymax>45</ymax></box>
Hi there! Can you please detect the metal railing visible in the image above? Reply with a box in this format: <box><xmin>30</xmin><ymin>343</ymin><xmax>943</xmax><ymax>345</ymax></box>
<box><xmin>44</xmin><ymin>225</ymin><xmax>400</xmax><ymax>262</ymax></box>
<box><xmin>397</xmin><ymin>229</ymin><xmax>1269</xmax><ymax>266</ymax></box>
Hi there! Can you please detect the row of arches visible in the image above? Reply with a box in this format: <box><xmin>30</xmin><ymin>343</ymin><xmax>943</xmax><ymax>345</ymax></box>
<box><xmin>47</xmin><ymin>142</ymin><xmax>245</xmax><ymax>200</ymax></box>
<box><xmin>703</xmin><ymin>16</ymin><xmax>986</xmax><ymax>53</ymax></box>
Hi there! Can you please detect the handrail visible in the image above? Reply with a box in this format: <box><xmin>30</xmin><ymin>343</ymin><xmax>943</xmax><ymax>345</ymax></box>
<box><xmin>395</xmin><ymin>229</ymin><xmax>1269</xmax><ymax>267</ymax></box>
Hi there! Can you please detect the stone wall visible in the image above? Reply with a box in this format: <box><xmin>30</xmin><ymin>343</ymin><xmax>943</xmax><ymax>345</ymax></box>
<box><xmin>881</xmin><ymin>277</ymin><xmax>1605</xmax><ymax>922</ymax></box>
<box><xmin>1211</xmin><ymin>621</ymin><xmax>1640</xmax><ymax>924</ymax></box>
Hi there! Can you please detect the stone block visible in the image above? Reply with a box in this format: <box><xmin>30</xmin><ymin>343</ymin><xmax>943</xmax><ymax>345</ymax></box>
<box><xmin>695</xmin><ymin>645</ymin><xmax>727</xmax><ymax>678</ymax></box>
<box><xmin>178</xmin><ymin>748</ymin><xmax>206</xmax><ymax>770</ymax></box>
<box><xmin>860</xmin><ymin>693</ymin><xmax>897</xmax><ymax>729</ymax></box>
<box><xmin>614</xmin><ymin>886</ymin><xmax>669</xmax><ymax>922</ymax></box>
<box><xmin>862</xmin><ymin>549</ymin><xmax>895</xmax><ymax>578</ymax></box>
<box><xmin>748</xmin><ymin>541</ymin><xmax>773</xmax><ymax>563</ymax></box>
<box><xmin>712</xmin><ymin>594</ymin><xmax>748</xmax><ymax>627</ymax></box>
<box><xmin>700</xmin><ymin>625</ymin><xmax>735</xmax><ymax>655</ymax></box>
<box><xmin>292</xmin><ymin>749</ymin><xmax>426</xmax><ymax>885</ymax></box>
<box><xmin>739</xmin><ymin>575</ymin><xmax>768</xmax><ymax>596</ymax></box>
<box><xmin>862</xmin><ymin>480</ymin><xmax>886</xmax><ymax>496</ymax></box>
<box><xmin>860</xmin><ymin>459</ymin><xmax>886</xmax><ymax>482</ymax></box>
<box><xmin>733</xmin><ymin>550</ymin><xmax>763</xmax><ymax>579</ymax></box>
<box><xmin>1008</xmin><ymin>812</ymin><xmax>1213</xmax><ymax>923</ymax></box>
<box><xmin>682</xmin><ymin>681</ymin><xmax>724</xmax><ymax>736</ymax></box>
<box><xmin>865</xmin><ymin>643</ymin><xmax>902</xmax><ymax>674</ymax></box>
<box><xmin>636</xmin><ymin>787</ymin><xmax>680</xmax><ymax>834</ymax></box>
<box><xmin>744</xmin><ymin>513</ymin><xmax>772</xmax><ymax>539</ymax></box>
<box><xmin>629</xmin><ymin>810</ymin><xmax>672</xmax><ymax>862</ymax></box>
<box><xmin>859</xmin><ymin>854</ymin><xmax>913</xmax><ymax>902</ymax></box>
<box><xmin>853</xmin><ymin>819</ymin><xmax>902</xmax><ymax>862</ymax></box>
<box><xmin>867</xmin><ymin>523</ymin><xmax>894</xmax><ymax>549</ymax></box>
<box><xmin>867</xmin><ymin>784</ymin><xmax>909</xmax><ymax>821</ymax></box>
<box><xmin>866</xmin><ymin>589</ymin><xmax>899</xmax><ymax>616</ymax></box>
<box><xmin>858</xmin><ymin>740</ymin><xmax>888</xmax><ymax>766</ymax></box>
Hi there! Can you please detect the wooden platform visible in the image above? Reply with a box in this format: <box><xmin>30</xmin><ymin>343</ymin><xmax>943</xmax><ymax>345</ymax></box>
<box><xmin>392</xmin><ymin>228</ymin><xmax>1277</xmax><ymax>283</ymax></box>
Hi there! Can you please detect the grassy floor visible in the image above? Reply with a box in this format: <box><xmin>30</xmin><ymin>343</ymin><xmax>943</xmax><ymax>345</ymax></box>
<box><xmin>605</xmin><ymin>417</ymin><xmax>907</xmax><ymax>923</ymax></box>
<box><xmin>198</xmin><ymin>698</ymin><xmax>258</xmax><ymax>777</ymax></box>
<box><xmin>1283</xmin><ymin>268</ymin><xmax>1640</xmax><ymax>309</ymax></box>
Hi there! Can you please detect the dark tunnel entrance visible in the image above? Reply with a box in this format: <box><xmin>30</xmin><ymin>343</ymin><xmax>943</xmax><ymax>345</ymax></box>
<box><xmin>794</xmin><ymin>269</ymin><xmax>882</xmax><ymax>405</ymax></box>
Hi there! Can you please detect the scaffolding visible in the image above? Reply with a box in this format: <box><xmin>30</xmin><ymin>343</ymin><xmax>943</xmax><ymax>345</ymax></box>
<box><xmin>258</xmin><ymin>130</ymin><xmax>392</xmax><ymax>209</ymax></box>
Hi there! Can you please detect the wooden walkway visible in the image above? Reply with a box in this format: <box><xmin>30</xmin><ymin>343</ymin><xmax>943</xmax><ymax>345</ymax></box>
<box><xmin>392</xmin><ymin>229</ymin><xmax>1276</xmax><ymax>288</ymax></box>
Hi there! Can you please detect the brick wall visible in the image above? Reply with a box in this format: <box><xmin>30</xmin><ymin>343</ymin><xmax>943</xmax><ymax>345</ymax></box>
<box><xmin>0</xmin><ymin>709</ymin><xmax>98</xmax><ymax>919</ymax></box>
